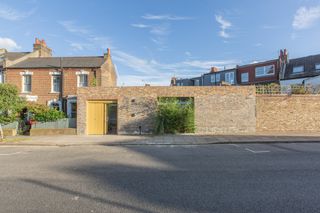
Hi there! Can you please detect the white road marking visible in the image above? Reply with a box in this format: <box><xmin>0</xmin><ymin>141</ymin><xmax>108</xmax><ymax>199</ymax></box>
<box><xmin>228</xmin><ymin>144</ymin><xmax>240</xmax><ymax>147</ymax></box>
<box><xmin>0</xmin><ymin>151</ymin><xmax>26</xmax><ymax>156</ymax></box>
<box><xmin>245</xmin><ymin>148</ymin><xmax>270</xmax><ymax>154</ymax></box>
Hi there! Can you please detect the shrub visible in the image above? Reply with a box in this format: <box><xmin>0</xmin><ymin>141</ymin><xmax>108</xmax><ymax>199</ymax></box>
<box><xmin>155</xmin><ymin>97</ymin><xmax>195</xmax><ymax>134</ymax></box>
<box><xmin>0</xmin><ymin>84</ymin><xmax>25</xmax><ymax>124</ymax></box>
<box><xmin>26</xmin><ymin>103</ymin><xmax>65</xmax><ymax>122</ymax></box>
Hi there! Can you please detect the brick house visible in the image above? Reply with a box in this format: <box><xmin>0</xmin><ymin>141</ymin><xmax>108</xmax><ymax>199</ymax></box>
<box><xmin>172</xmin><ymin>52</ymin><xmax>282</xmax><ymax>86</ymax></box>
<box><xmin>0</xmin><ymin>38</ymin><xmax>117</xmax><ymax>118</ymax></box>
<box><xmin>237</xmin><ymin>59</ymin><xmax>280</xmax><ymax>85</ymax></box>
<box><xmin>203</xmin><ymin>67</ymin><xmax>237</xmax><ymax>86</ymax></box>
<box><xmin>280</xmin><ymin>52</ymin><xmax>320</xmax><ymax>88</ymax></box>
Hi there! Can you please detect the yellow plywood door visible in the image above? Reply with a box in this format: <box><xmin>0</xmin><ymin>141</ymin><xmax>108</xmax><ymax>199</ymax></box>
<box><xmin>87</xmin><ymin>102</ymin><xmax>108</xmax><ymax>135</ymax></box>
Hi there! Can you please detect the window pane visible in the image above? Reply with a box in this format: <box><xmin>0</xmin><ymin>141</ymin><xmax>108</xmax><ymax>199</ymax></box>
<box><xmin>229</xmin><ymin>72</ymin><xmax>234</xmax><ymax>84</ymax></box>
<box><xmin>52</xmin><ymin>75</ymin><xmax>61</xmax><ymax>92</ymax></box>
<box><xmin>266</xmin><ymin>65</ymin><xmax>274</xmax><ymax>74</ymax></box>
<box><xmin>293</xmin><ymin>66</ymin><xmax>304</xmax><ymax>73</ymax></box>
<box><xmin>216</xmin><ymin>73</ymin><xmax>220</xmax><ymax>82</ymax></box>
<box><xmin>255</xmin><ymin>65</ymin><xmax>274</xmax><ymax>77</ymax></box>
<box><xmin>225</xmin><ymin>72</ymin><xmax>234</xmax><ymax>84</ymax></box>
<box><xmin>316</xmin><ymin>64</ymin><xmax>320</xmax><ymax>70</ymax></box>
<box><xmin>79</xmin><ymin>74</ymin><xmax>88</xmax><ymax>87</ymax></box>
<box><xmin>210</xmin><ymin>75</ymin><xmax>215</xmax><ymax>83</ymax></box>
<box><xmin>255</xmin><ymin>67</ymin><xmax>265</xmax><ymax>76</ymax></box>
<box><xmin>241</xmin><ymin>73</ymin><xmax>249</xmax><ymax>82</ymax></box>
<box><xmin>24</xmin><ymin>75</ymin><xmax>31</xmax><ymax>92</ymax></box>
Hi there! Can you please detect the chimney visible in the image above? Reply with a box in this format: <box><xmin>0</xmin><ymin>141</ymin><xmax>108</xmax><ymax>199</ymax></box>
<box><xmin>170</xmin><ymin>77</ymin><xmax>177</xmax><ymax>86</ymax></box>
<box><xmin>104</xmin><ymin>48</ymin><xmax>111</xmax><ymax>60</ymax></box>
<box><xmin>0</xmin><ymin>48</ymin><xmax>7</xmax><ymax>55</ymax></box>
<box><xmin>279</xmin><ymin>49</ymin><xmax>289</xmax><ymax>80</ymax></box>
<box><xmin>33</xmin><ymin>38</ymin><xmax>52</xmax><ymax>57</ymax></box>
<box><xmin>210</xmin><ymin>67</ymin><xmax>219</xmax><ymax>73</ymax></box>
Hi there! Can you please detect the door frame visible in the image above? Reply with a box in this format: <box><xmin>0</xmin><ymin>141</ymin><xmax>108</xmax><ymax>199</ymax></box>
<box><xmin>86</xmin><ymin>100</ymin><xmax>117</xmax><ymax>135</ymax></box>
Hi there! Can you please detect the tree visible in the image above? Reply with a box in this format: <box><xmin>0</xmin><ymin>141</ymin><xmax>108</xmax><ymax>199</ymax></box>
<box><xmin>0</xmin><ymin>84</ymin><xmax>25</xmax><ymax>124</ymax></box>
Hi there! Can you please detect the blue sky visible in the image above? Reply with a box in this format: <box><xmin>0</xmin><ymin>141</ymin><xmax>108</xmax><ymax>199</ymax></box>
<box><xmin>1</xmin><ymin>0</ymin><xmax>320</xmax><ymax>85</ymax></box>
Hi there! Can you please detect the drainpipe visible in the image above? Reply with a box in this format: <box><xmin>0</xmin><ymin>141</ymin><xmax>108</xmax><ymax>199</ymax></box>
<box><xmin>59</xmin><ymin>57</ymin><xmax>64</xmax><ymax>112</ymax></box>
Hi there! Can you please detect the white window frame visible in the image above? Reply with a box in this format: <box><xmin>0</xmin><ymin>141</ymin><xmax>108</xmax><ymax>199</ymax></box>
<box><xmin>76</xmin><ymin>70</ymin><xmax>89</xmax><ymax>87</ymax></box>
<box><xmin>255</xmin><ymin>65</ymin><xmax>275</xmax><ymax>77</ymax></box>
<box><xmin>315</xmin><ymin>63</ymin><xmax>320</xmax><ymax>71</ymax></box>
<box><xmin>225</xmin><ymin>72</ymin><xmax>235</xmax><ymax>84</ymax></box>
<box><xmin>293</xmin><ymin>66</ymin><xmax>304</xmax><ymax>73</ymax></box>
<box><xmin>48</xmin><ymin>99</ymin><xmax>62</xmax><ymax>111</ymax></box>
<box><xmin>210</xmin><ymin>75</ymin><xmax>215</xmax><ymax>83</ymax></box>
<box><xmin>50</xmin><ymin>71</ymin><xmax>61</xmax><ymax>93</ymax></box>
<box><xmin>216</xmin><ymin>73</ymin><xmax>221</xmax><ymax>82</ymax></box>
<box><xmin>194</xmin><ymin>79</ymin><xmax>200</xmax><ymax>86</ymax></box>
<box><xmin>0</xmin><ymin>70</ymin><xmax>3</xmax><ymax>83</ymax></box>
<box><xmin>241</xmin><ymin>72</ymin><xmax>249</xmax><ymax>83</ymax></box>
<box><xmin>20</xmin><ymin>70</ymin><xmax>33</xmax><ymax>93</ymax></box>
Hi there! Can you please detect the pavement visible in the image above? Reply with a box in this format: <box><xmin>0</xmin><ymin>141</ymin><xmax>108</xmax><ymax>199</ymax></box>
<box><xmin>2</xmin><ymin>143</ymin><xmax>320</xmax><ymax>212</ymax></box>
<box><xmin>1</xmin><ymin>133</ymin><xmax>320</xmax><ymax>146</ymax></box>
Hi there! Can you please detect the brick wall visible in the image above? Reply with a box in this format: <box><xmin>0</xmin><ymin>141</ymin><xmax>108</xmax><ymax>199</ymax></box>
<box><xmin>256</xmin><ymin>95</ymin><xmax>320</xmax><ymax>132</ymax></box>
<box><xmin>6</xmin><ymin>68</ymin><xmax>98</xmax><ymax>104</ymax></box>
<box><xmin>77</xmin><ymin>86</ymin><xmax>256</xmax><ymax>135</ymax></box>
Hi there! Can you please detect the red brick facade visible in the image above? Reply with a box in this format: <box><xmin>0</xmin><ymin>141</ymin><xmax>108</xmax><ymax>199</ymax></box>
<box><xmin>1</xmin><ymin>38</ymin><xmax>117</xmax><ymax>117</ymax></box>
<box><xmin>5</xmin><ymin>68</ymin><xmax>100</xmax><ymax>105</ymax></box>
<box><xmin>237</xmin><ymin>59</ymin><xmax>280</xmax><ymax>85</ymax></box>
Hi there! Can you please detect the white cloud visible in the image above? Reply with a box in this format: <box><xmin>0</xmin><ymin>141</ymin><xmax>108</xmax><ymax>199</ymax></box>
<box><xmin>0</xmin><ymin>37</ymin><xmax>20</xmax><ymax>50</ymax></box>
<box><xmin>149</xmin><ymin>24</ymin><xmax>170</xmax><ymax>36</ymax></box>
<box><xmin>215</xmin><ymin>15</ymin><xmax>232</xmax><ymax>38</ymax></box>
<box><xmin>131</xmin><ymin>24</ymin><xmax>150</xmax><ymax>28</ymax></box>
<box><xmin>292</xmin><ymin>6</ymin><xmax>320</xmax><ymax>30</ymax></box>
<box><xmin>69</xmin><ymin>42</ymin><xmax>86</xmax><ymax>51</ymax></box>
<box><xmin>142</xmin><ymin>14</ymin><xmax>194</xmax><ymax>21</ymax></box>
<box><xmin>131</xmin><ymin>22</ymin><xmax>170</xmax><ymax>49</ymax></box>
<box><xmin>0</xmin><ymin>4</ymin><xmax>35</xmax><ymax>21</ymax></box>
<box><xmin>59</xmin><ymin>21</ymin><xmax>89</xmax><ymax>34</ymax></box>
<box><xmin>60</xmin><ymin>21</ymin><xmax>113</xmax><ymax>51</ymax></box>
<box><xmin>113</xmin><ymin>50</ymin><xmax>239</xmax><ymax>86</ymax></box>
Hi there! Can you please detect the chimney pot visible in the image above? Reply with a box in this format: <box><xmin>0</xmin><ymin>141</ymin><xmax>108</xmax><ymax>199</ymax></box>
<box><xmin>210</xmin><ymin>67</ymin><xmax>219</xmax><ymax>73</ymax></box>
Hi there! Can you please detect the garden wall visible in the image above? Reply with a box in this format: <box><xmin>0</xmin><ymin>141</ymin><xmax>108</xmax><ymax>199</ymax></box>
<box><xmin>77</xmin><ymin>86</ymin><xmax>256</xmax><ymax>135</ymax></box>
<box><xmin>256</xmin><ymin>95</ymin><xmax>320</xmax><ymax>133</ymax></box>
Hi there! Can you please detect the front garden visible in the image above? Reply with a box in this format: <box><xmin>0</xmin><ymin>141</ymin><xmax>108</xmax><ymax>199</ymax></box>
<box><xmin>0</xmin><ymin>84</ymin><xmax>66</xmax><ymax>136</ymax></box>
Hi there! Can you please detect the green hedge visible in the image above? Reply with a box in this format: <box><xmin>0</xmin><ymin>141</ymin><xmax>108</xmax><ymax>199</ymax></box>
<box><xmin>155</xmin><ymin>97</ymin><xmax>195</xmax><ymax>134</ymax></box>
<box><xmin>26</xmin><ymin>103</ymin><xmax>65</xmax><ymax>122</ymax></box>
<box><xmin>0</xmin><ymin>84</ymin><xmax>25</xmax><ymax>124</ymax></box>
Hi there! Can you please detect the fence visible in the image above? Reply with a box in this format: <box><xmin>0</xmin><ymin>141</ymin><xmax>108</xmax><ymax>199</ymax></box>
<box><xmin>32</xmin><ymin>118</ymin><xmax>76</xmax><ymax>129</ymax></box>
<box><xmin>256</xmin><ymin>84</ymin><xmax>320</xmax><ymax>95</ymax></box>
<box><xmin>1</xmin><ymin>121</ymin><xmax>19</xmax><ymax>130</ymax></box>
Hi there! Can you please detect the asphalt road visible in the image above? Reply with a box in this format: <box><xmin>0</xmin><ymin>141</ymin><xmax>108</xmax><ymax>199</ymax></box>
<box><xmin>1</xmin><ymin>143</ymin><xmax>320</xmax><ymax>213</ymax></box>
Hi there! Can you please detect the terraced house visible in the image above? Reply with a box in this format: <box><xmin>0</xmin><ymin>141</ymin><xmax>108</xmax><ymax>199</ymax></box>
<box><xmin>0</xmin><ymin>38</ymin><xmax>117</xmax><ymax>118</ymax></box>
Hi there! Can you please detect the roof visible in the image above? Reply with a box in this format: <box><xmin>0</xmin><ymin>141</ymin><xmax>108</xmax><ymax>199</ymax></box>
<box><xmin>284</xmin><ymin>54</ymin><xmax>320</xmax><ymax>80</ymax></box>
<box><xmin>238</xmin><ymin>59</ymin><xmax>278</xmax><ymax>69</ymax></box>
<box><xmin>203</xmin><ymin>68</ymin><xmax>236</xmax><ymax>76</ymax></box>
<box><xmin>5</xmin><ymin>52</ymin><xmax>30</xmax><ymax>61</ymax></box>
<box><xmin>8</xmin><ymin>56</ymin><xmax>105</xmax><ymax>68</ymax></box>
<box><xmin>0</xmin><ymin>52</ymin><xmax>30</xmax><ymax>67</ymax></box>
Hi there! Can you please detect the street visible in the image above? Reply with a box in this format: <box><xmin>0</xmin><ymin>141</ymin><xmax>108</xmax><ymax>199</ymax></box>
<box><xmin>1</xmin><ymin>143</ymin><xmax>320</xmax><ymax>212</ymax></box>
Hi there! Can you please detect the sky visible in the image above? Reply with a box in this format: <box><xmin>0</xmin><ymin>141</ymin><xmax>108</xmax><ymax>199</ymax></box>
<box><xmin>1</xmin><ymin>0</ymin><xmax>320</xmax><ymax>85</ymax></box>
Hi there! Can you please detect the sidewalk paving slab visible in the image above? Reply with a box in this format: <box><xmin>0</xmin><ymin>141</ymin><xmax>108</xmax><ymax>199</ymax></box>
<box><xmin>1</xmin><ymin>133</ymin><xmax>320</xmax><ymax>146</ymax></box>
